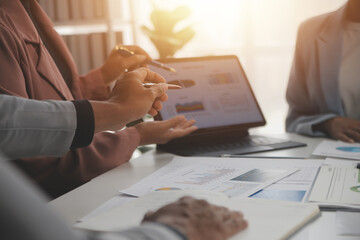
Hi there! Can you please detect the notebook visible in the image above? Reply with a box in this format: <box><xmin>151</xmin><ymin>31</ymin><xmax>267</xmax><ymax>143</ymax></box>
<box><xmin>75</xmin><ymin>190</ymin><xmax>320</xmax><ymax>240</ymax></box>
<box><xmin>149</xmin><ymin>55</ymin><xmax>306</xmax><ymax>157</ymax></box>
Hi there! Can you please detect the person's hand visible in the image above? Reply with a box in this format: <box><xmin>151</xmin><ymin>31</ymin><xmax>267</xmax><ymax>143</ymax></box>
<box><xmin>142</xmin><ymin>196</ymin><xmax>247</xmax><ymax>240</ymax></box>
<box><xmin>134</xmin><ymin>116</ymin><xmax>198</xmax><ymax>145</ymax></box>
<box><xmin>100</xmin><ymin>45</ymin><xmax>152</xmax><ymax>85</ymax></box>
<box><xmin>109</xmin><ymin>67</ymin><xmax>168</xmax><ymax>118</ymax></box>
<box><xmin>321</xmin><ymin>117</ymin><xmax>360</xmax><ymax>143</ymax></box>
<box><xmin>91</xmin><ymin>68</ymin><xmax>168</xmax><ymax>132</ymax></box>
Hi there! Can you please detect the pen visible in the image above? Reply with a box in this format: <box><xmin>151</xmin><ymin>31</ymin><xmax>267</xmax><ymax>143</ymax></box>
<box><xmin>115</xmin><ymin>46</ymin><xmax>177</xmax><ymax>73</ymax></box>
<box><xmin>142</xmin><ymin>83</ymin><xmax>182</xmax><ymax>89</ymax></box>
<box><xmin>221</xmin><ymin>154</ymin><xmax>306</xmax><ymax>159</ymax></box>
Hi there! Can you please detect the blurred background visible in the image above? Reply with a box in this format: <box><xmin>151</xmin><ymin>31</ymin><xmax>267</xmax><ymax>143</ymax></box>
<box><xmin>41</xmin><ymin>0</ymin><xmax>347</xmax><ymax>134</ymax></box>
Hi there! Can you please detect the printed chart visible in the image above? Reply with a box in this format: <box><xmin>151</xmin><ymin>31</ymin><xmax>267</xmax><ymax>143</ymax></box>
<box><xmin>313</xmin><ymin>140</ymin><xmax>360</xmax><ymax>160</ymax></box>
<box><xmin>336</xmin><ymin>147</ymin><xmax>360</xmax><ymax>153</ymax></box>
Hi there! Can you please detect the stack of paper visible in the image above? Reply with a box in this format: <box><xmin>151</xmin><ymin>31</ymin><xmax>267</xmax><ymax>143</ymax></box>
<box><xmin>309</xmin><ymin>140</ymin><xmax>360</xmax><ymax>210</ymax></box>
<box><xmin>308</xmin><ymin>165</ymin><xmax>360</xmax><ymax>210</ymax></box>
<box><xmin>120</xmin><ymin>156</ymin><xmax>298</xmax><ymax>198</ymax></box>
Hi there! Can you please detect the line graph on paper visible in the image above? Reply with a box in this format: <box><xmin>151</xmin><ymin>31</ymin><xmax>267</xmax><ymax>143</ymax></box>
<box><xmin>170</xmin><ymin>165</ymin><xmax>238</xmax><ymax>186</ymax></box>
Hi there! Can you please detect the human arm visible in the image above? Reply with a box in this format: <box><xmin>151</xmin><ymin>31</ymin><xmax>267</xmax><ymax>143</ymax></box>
<box><xmin>0</xmin><ymin>68</ymin><xmax>168</xmax><ymax>158</ymax></box>
<box><xmin>286</xmin><ymin>22</ymin><xmax>338</xmax><ymax>136</ymax></box>
<box><xmin>313</xmin><ymin>117</ymin><xmax>360</xmax><ymax>143</ymax></box>
<box><xmin>87</xmin><ymin>197</ymin><xmax>247</xmax><ymax>240</ymax></box>
<box><xmin>0</xmin><ymin>95</ymin><xmax>92</xmax><ymax>158</ymax></box>
<box><xmin>141</xmin><ymin>196</ymin><xmax>247</xmax><ymax>240</ymax></box>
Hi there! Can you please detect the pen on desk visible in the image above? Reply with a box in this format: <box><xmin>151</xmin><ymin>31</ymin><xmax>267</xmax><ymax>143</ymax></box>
<box><xmin>115</xmin><ymin>46</ymin><xmax>176</xmax><ymax>73</ymax></box>
<box><xmin>142</xmin><ymin>82</ymin><xmax>182</xmax><ymax>89</ymax></box>
<box><xmin>221</xmin><ymin>154</ymin><xmax>306</xmax><ymax>159</ymax></box>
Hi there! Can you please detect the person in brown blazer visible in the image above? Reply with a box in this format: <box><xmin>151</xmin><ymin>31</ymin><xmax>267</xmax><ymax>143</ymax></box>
<box><xmin>0</xmin><ymin>0</ymin><xmax>197</xmax><ymax>198</ymax></box>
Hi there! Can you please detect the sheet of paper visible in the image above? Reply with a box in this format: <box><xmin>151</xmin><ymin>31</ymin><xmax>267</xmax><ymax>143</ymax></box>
<box><xmin>309</xmin><ymin>166</ymin><xmax>360</xmax><ymax>206</ymax></box>
<box><xmin>313</xmin><ymin>140</ymin><xmax>360</xmax><ymax>160</ymax></box>
<box><xmin>323</xmin><ymin>157</ymin><xmax>360</xmax><ymax>167</ymax></box>
<box><xmin>251</xmin><ymin>160</ymin><xmax>323</xmax><ymax>202</ymax></box>
<box><xmin>120</xmin><ymin>156</ymin><xmax>298</xmax><ymax>198</ymax></box>
<box><xmin>78</xmin><ymin>194</ymin><xmax>135</xmax><ymax>222</ymax></box>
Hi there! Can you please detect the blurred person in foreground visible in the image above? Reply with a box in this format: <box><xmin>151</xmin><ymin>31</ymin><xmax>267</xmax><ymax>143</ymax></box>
<box><xmin>0</xmin><ymin>94</ymin><xmax>247</xmax><ymax>240</ymax></box>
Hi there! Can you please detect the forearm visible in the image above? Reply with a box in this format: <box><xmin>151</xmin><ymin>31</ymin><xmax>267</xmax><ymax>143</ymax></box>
<box><xmin>89</xmin><ymin>101</ymin><xmax>133</xmax><ymax>133</ymax></box>
<box><xmin>0</xmin><ymin>95</ymin><xmax>77</xmax><ymax>158</ymax></box>
<box><xmin>79</xmin><ymin>68</ymin><xmax>110</xmax><ymax>100</ymax></box>
<box><xmin>286</xmin><ymin>113</ymin><xmax>338</xmax><ymax>136</ymax></box>
<box><xmin>17</xmin><ymin>129</ymin><xmax>140</xmax><ymax>198</ymax></box>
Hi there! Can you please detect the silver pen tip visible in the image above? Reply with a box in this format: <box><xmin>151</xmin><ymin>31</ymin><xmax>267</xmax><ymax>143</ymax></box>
<box><xmin>169</xmin><ymin>67</ymin><xmax>176</xmax><ymax>73</ymax></box>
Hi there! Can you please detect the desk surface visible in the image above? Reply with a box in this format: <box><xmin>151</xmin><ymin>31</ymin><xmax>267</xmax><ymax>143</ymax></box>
<box><xmin>49</xmin><ymin>133</ymin><xmax>360</xmax><ymax>240</ymax></box>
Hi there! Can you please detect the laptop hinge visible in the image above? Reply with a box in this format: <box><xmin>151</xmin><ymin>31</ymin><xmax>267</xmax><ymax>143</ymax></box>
<box><xmin>157</xmin><ymin>129</ymin><xmax>249</xmax><ymax>150</ymax></box>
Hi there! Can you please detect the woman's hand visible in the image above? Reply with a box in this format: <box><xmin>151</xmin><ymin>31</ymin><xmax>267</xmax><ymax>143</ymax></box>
<box><xmin>134</xmin><ymin>116</ymin><xmax>198</xmax><ymax>145</ymax></box>
<box><xmin>100</xmin><ymin>45</ymin><xmax>152</xmax><ymax>85</ymax></box>
<box><xmin>320</xmin><ymin>117</ymin><xmax>360</xmax><ymax>143</ymax></box>
<box><xmin>91</xmin><ymin>68</ymin><xmax>168</xmax><ymax>132</ymax></box>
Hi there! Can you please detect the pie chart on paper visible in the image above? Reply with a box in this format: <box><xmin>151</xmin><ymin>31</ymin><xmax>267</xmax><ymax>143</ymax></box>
<box><xmin>155</xmin><ymin>187</ymin><xmax>181</xmax><ymax>191</ymax></box>
<box><xmin>350</xmin><ymin>186</ymin><xmax>360</xmax><ymax>193</ymax></box>
<box><xmin>336</xmin><ymin>147</ymin><xmax>360</xmax><ymax>153</ymax></box>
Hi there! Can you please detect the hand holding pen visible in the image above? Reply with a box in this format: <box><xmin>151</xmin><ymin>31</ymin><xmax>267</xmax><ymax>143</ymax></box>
<box><xmin>115</xmin><ymin>46</ymin><xmax>176</xmax><ymax>73</ymax></box>
<box><xmin>101</xmin><ymin>45</ymin><xmax>152</xmax><ymax>85</ymax></box>
<box><xmin>114</xmin><ymin>45</ymin><xmax>181</xmax><ymax>89</ymax></box>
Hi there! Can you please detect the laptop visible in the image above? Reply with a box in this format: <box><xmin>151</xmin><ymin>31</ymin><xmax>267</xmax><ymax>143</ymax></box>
<box><xmin>149</xmin><ymin>55</ymin><xmax>306</xmax><ymax>157</ymax></box>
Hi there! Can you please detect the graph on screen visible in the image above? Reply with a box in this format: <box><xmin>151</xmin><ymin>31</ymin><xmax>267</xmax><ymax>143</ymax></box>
<box><xmin>208</xmin><ymin>73</ymin><xmax>237</xmax><ymax>85</ymax></box>
<box><xmin>175</xmin><ymin>101</ymin><xmax>205</xmax><ymax>114</ymax></box>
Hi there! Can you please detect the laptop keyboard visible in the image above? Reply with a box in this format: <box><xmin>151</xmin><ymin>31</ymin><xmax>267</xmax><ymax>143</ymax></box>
<box><xmin>182</xmin><ymin>135</ymin><xmax>292</xmax><ymax>156</ymax></box>
<box><xmin>207</xmin><ymin>136</ymin><xmax>288</xmax><ymax>150</ymax></box>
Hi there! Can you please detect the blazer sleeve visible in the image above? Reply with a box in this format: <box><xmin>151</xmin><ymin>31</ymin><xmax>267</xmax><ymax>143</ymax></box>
<box><xmin>18</xmin><ymin>127</ymin><xmax>140</xmax><ymax>198</ymax></box>
<box><xmin>285</xmin><ymin>22</ymin><xmax>337</xmax><ymax>136</ymax></box>
<box><xmin>78</xmin><ymin>68</ymin><xmax>110</xmax><ymax>101</ymax></box>
<box><xmin>0</xmin><ymin>95</ymin><xmax>76</xmax><ymax>158</ymax></box>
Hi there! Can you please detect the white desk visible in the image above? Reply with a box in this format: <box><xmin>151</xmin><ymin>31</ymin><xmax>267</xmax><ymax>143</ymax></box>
<box><xmin>49</xmin><ymin>133</ymin><xmax>360</xmax><ymax>240</ymax></box>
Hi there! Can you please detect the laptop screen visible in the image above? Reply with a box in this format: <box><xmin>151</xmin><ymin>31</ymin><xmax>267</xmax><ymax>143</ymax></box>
<box><xmin>149</xmin><ymin>55</ymin><xmax>265</xmax><ymax>131</ymax></box>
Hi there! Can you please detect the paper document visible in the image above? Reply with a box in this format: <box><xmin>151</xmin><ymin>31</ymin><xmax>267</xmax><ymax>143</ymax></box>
<box><xmin>313</xmin><ymin>140</ymin><xmax>360</xmax><ymax>160</ymax></box>
<box><xmin>323</xmin><ymin>158</ymin><xmax>360</xmax><ymax>167</ymax></box>
<box><xmin>75</xmin><ymin>190</ymin><xmax>320</xmax><ymax>240</ymax></box>
<box><xmin>120</xmin><ymin>156</ymin><xmax>298</xmax><ymax>198</ymax></box>
<box><xmin>251</xmin><ymin>159</ymin><xmax>323</xmax><ymax>202</ymax></box>
<box><xmin>308</xmin><ymin>166</ymin><xmax>360</xmax><ymax>207</ymax></box>
<box><xmin>79</xmin><ymin>194</ymin><xmax>135</xmax><ymax>222</ymax></box>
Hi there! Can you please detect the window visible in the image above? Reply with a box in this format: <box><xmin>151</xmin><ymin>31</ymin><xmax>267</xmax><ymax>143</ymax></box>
<box><xmin>129</xmin><ymin>0</ymin><xmax>347</xmax><ymax>133</ymax></box>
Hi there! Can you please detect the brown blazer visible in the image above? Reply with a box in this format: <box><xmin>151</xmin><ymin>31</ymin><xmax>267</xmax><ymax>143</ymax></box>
<box><xmin>0</xmin><ymin>0</ymin><xmax>140</xmax><ymax>198</ymax></box>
